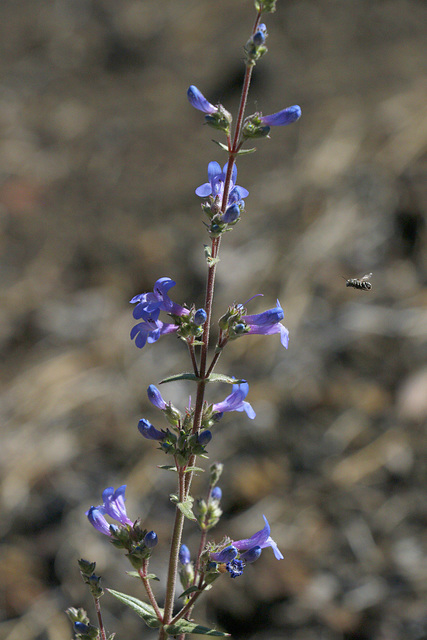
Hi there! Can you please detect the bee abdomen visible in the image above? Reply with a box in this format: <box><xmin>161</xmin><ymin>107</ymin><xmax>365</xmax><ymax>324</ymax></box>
<box><xmin>346</xmin><ymin>279</ymin><xmax>372</xmax><ymax>290</ymax></box>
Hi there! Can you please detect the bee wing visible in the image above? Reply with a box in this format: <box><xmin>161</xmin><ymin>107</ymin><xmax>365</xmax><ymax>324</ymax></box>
<box><xmin>361</xmin><ymin>273</ymin><xmax>373</xmax><ymax>281</ymax></box>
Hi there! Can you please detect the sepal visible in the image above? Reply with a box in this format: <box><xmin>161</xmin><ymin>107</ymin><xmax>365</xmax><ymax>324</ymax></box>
<box><xmin>255</xmin><ymin>0</ymin><xmax>277</xmax><ymax>12</ymax></box>
<box><xmin>244</xmin><ymin>24</ymin><xmax>268</xmax><ymax>66</ymax></box>
<box><xmin>204</xmin><ymin>104</ymin><xmax>232</xmax><ymax>134</ymax></box>
<box><xmin>210</xmin><ymin>462</ymin><xmax>224</xmax><ymax>486</ymax></box>
<box><xmin>78</xmin><ymin>559</ymin><xmax>103</xmax><ymax>598</ymax></box>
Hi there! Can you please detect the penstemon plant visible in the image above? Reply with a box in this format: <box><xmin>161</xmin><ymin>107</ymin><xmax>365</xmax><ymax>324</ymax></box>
<box><xmin>67</xmin><ymin>1</ymin><xmax>301</xmax><ymax>639</ymax></box>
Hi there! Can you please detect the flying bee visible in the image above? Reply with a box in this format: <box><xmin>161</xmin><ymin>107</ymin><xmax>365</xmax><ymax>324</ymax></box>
<box><xmin>344</xmin><ymin>273</ymin><xmax>373</xmax><ymax>291</ymax></box>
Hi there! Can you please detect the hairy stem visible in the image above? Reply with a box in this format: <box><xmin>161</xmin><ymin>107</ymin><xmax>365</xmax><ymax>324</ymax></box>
<box><xmin>139</xmin><ymin>561</ymin><xmax>163</xmax><ymax>622</ymax></box>
<box><xmin>94</xmin><ymin>597</ymin><xmax>107</xmax><ymax>640</ymax></box>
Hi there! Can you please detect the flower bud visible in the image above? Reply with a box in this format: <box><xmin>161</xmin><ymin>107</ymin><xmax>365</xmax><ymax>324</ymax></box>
<box><xmin>144</xmin><ymin>530</ymin><xmax>158</xmax><ymax>548</ymax></box>
<box><xmin>78</xmin><ymin>559</ymin><xmax>97</xmax><ymax>576</ymax></box>
<box><xmin>194</xmin><ymin>308</ymin><xmax>207</xmax><ymax>326</ymax></box>
<box><xmin>222</xmin><ymin>204</ymin><xmax>240</xmax><ymax>224</ymax></box>
<box><xmin>147</xmin><ymin>385</ymin><xmax>167</xmax><ymax>410</ymax></box>
<box><xmin>260</xmin><ymin>105</ymin><xmax>301</xmax><ymax>127</ymax></box>
<box><xmin>211</xmin><ymin>486</ymin><xmax>222</xmax><ymax>501</ymax></box>
<box><xmin>179</xmin><ymin>544</ymin><xmax>191</xmax><ymax>565</ymax></box>
<box><xmin>197</xmin><ymin>430</ymin><xmax>212</xmax><ymax>446</ymax></box>
<box><xmin>187</xmin><ymin>85</ymin><xmax>217</xmax><ymax>114</ymax></box>
<box><xmin>211</xmin><ymin>545</ymin><xmax>238</xmax><ymax>563</ymax></box>
<box><xmin>138</xmin><ymin>418</ymin><xmax>165</xmax><ymax>441</ymax></box>
<box><xmin>234</xmin><ymin>323</ymin><xmax>247</xmax><ymax>334</ymax></box>
<box><xmin>253</xmin><ymin>26</ymin><xmax>267</xmax><ymax>46</ymax></box>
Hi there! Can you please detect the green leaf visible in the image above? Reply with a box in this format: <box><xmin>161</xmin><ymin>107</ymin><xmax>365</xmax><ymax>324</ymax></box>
<box><xmin>178</xmin><ymin>585</ymin><xmax>200</xmax><ymax>598</ymax></box>
<box><xmin>211</xmin><ymin>140</ymin><xmax>255</xmax><ymax>155</ymax></box>
<box><xmin>170</xmin><ymin>495</ymin><xmax>196</xmax><ymax>521</ymax></box>
<box><xmin>211</xmin><ymin>140</ymin><xmax>230</xmax><ymax>152</ymax></box>
<box><xmin>126</xmin><ymin>571</ymin><xmax>140</xmax><ymax>579</ymax></box>
<box><xmin>164</xmin><ymin>619</ymin><xmax>230</xmax><ymax>636</ymax></box>
<box><xmin>235</xmin><ymin>146</ymin><xmax>257</xmax><ymax>155</ymax></box>
<box><xmin>159</xmin><ymin>373</ymin><xmax>201</xmax><ymax>384</ymax></box>
<box><xmin>107</xmin><ymin>590</ymin><xmax>162</xmax><ymax>628</ymax></box>
<box><xmin>158</xmin><ymin>465</ymin><xmax>178</xmax><ymax>472</ymax></box>
<box><xmin>126</xmin><ymin>571</ymin><xmax>160</xmax><ymax>581</ymax></box>
<box><xmin>207</xmin><ymin>374</ymin><xmax>245</xmax><ymax>385</ymax></box>
<box><xmin>184</xmin><ymin>466</ymin><xmax>205</xmax><ymax>473</ymax></box>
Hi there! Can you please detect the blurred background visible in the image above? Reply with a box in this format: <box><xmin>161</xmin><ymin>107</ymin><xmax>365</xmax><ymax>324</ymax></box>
<box><xmin>0</xmin><ymin>0</ymin><xmax>426</xmax><ymax>639</ymax></box>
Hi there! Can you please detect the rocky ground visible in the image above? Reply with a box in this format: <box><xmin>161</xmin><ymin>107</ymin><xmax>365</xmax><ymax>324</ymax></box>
<box><xmin>0</xmin><ymin>1</ymin><xmax>426</xmax><ymax>639</ymax></box>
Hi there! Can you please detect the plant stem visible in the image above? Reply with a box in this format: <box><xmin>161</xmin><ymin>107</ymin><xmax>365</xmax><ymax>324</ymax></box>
<box><xmin>94</xmin><ymin>597</ymin><xmax>107</xmax><ymax>640</ymax></box>
<box><xmin>139</xmin><ymin>561</ymin><xmax>163</xmax><ymax>622</ymax></box>
<box><xmin>157</xmin><ymin>16</ymin><xmax>261</xmax><ymax>637</ymax></box>
<box><xmin>188</xmin><ymin>341</ymin><xmax>199</xmax><ymax>377</ymax></box>
<box><xmin>160</xmin><ymin>469</ymin><xmax>186</xmax><ymax>632</ymax></box>
<box><xmin>170</xmin><ymin>581</ymin><xmax>207</xmax><ymax>625</ymax></box>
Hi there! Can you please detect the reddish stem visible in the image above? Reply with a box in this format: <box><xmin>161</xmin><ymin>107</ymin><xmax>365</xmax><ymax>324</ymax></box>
<box><xmin>94</xmin><ymin>597</ymin><xmax>107</xmax><ymax>640</ymax></box>
<box><xmin>138</xmin><ymin>561</ymin><xmax>164</xmax><ymax>622</ymax></box>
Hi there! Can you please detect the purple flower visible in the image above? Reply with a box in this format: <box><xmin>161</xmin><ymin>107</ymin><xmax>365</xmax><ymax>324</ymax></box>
<box><xmin>138</xmin><ymin>418</ymin><xmax>166</xmax><ymax>441</ymax></box>
<box><xmin>232</xmin><ymin>515</ymin><xmax>283</xmax><ymax>560</ymax></box>
<box><xmin>240</xmin><ymin>545</ymin><xmax>262</xmax><ymax>564</ymax></box>
<box><xmin>147</xmin><ymin>385</ymin><xmax>167</xmax><ymax>410</ymax></box>
<box><xmin>101</xmin><ymin>486</ymin><xmax>133</xmax><ymax>525</ymax></box>
<box><xmin>260</xmin><ymin>105</ymin><xmax>301</xmax><ymax>127</ymax></box>
<box><xmin>212</xmin><ymin>381</ymin><xmax>256</xmax><ymax>420</ymax></box>
<box><xmin>130</xmin><ymin>277</ymin><xmax>188</xmax><ymax>320</ymax></box>
<box><xmin>195</xmin><ymin>162</ymin><xmax>249</xmax><ymax>206</ymax></box>
<box><xmin>179</xmin><ymin>544</ymin><xmax>191</xmax><ymax>565</ymax></box>
<box><xmin>130</xmin><ymin>317</ymin><xmax>179</xmax><ymax>349</ymax></box>
<box><xmin>187</xmin><ymin>85</ymin><xmax>217</xmax><ymax>115</ymax></box>
<box><xmin>86</xmin><ymin>506</ymin><xmax>112</xmax><ymax>536</ymax></box>
<box><xmin>86</xmin><ymin>485</ymin><xmax>133</xmax><ymax>536</ymax></box>
<box><xmin>241</xmin><ymin>299</ymin><xmax>289</xmax><ymax>349</ymax></box>
<box><xmin>226</xmin><ymin>558</ymin><xmax>244</xmax><ymax>578</ymax></box>
<box><xmin>253</xmin><ymin>23</ymin><xmax>267</xmax><ymax>46</ymax></box>
<box><xmin>210</xmin><ymin>545</ymin><xmax>238</xmax><ymax>563</ymax></box>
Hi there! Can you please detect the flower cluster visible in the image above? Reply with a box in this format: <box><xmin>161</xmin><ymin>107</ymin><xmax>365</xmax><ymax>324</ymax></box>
<box><xmin>130</xmin><ymin>277</ymin><xmax>187</xmax><ymax>349</ymax></box>
<box><xmin>219</xmin><ymin>298</ymin><xmax>289</xmax><ymax>349</ymax></box>
<box><xmin>130</xmin><ymin>277</ymin><xmax>289</xmax><ymax>353</ymax></box>
<box><xmin>181</xmin><ymin>516</ymin><xmax>283</xmax><ymax>580</ymax></box>
<box><xmin>136</xmin><ymin>382</ymin><xmax>255</xmax><ymax>464</ymax></box>
<box><xmin>187</xmin><ymin>85</ymin><xmax>232</xmax><ymax>133</ymax></box>
<box><xmin>86</xmin><ymin>486</ymin><xmax>133</xmax><ymax>536</ymax></box>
